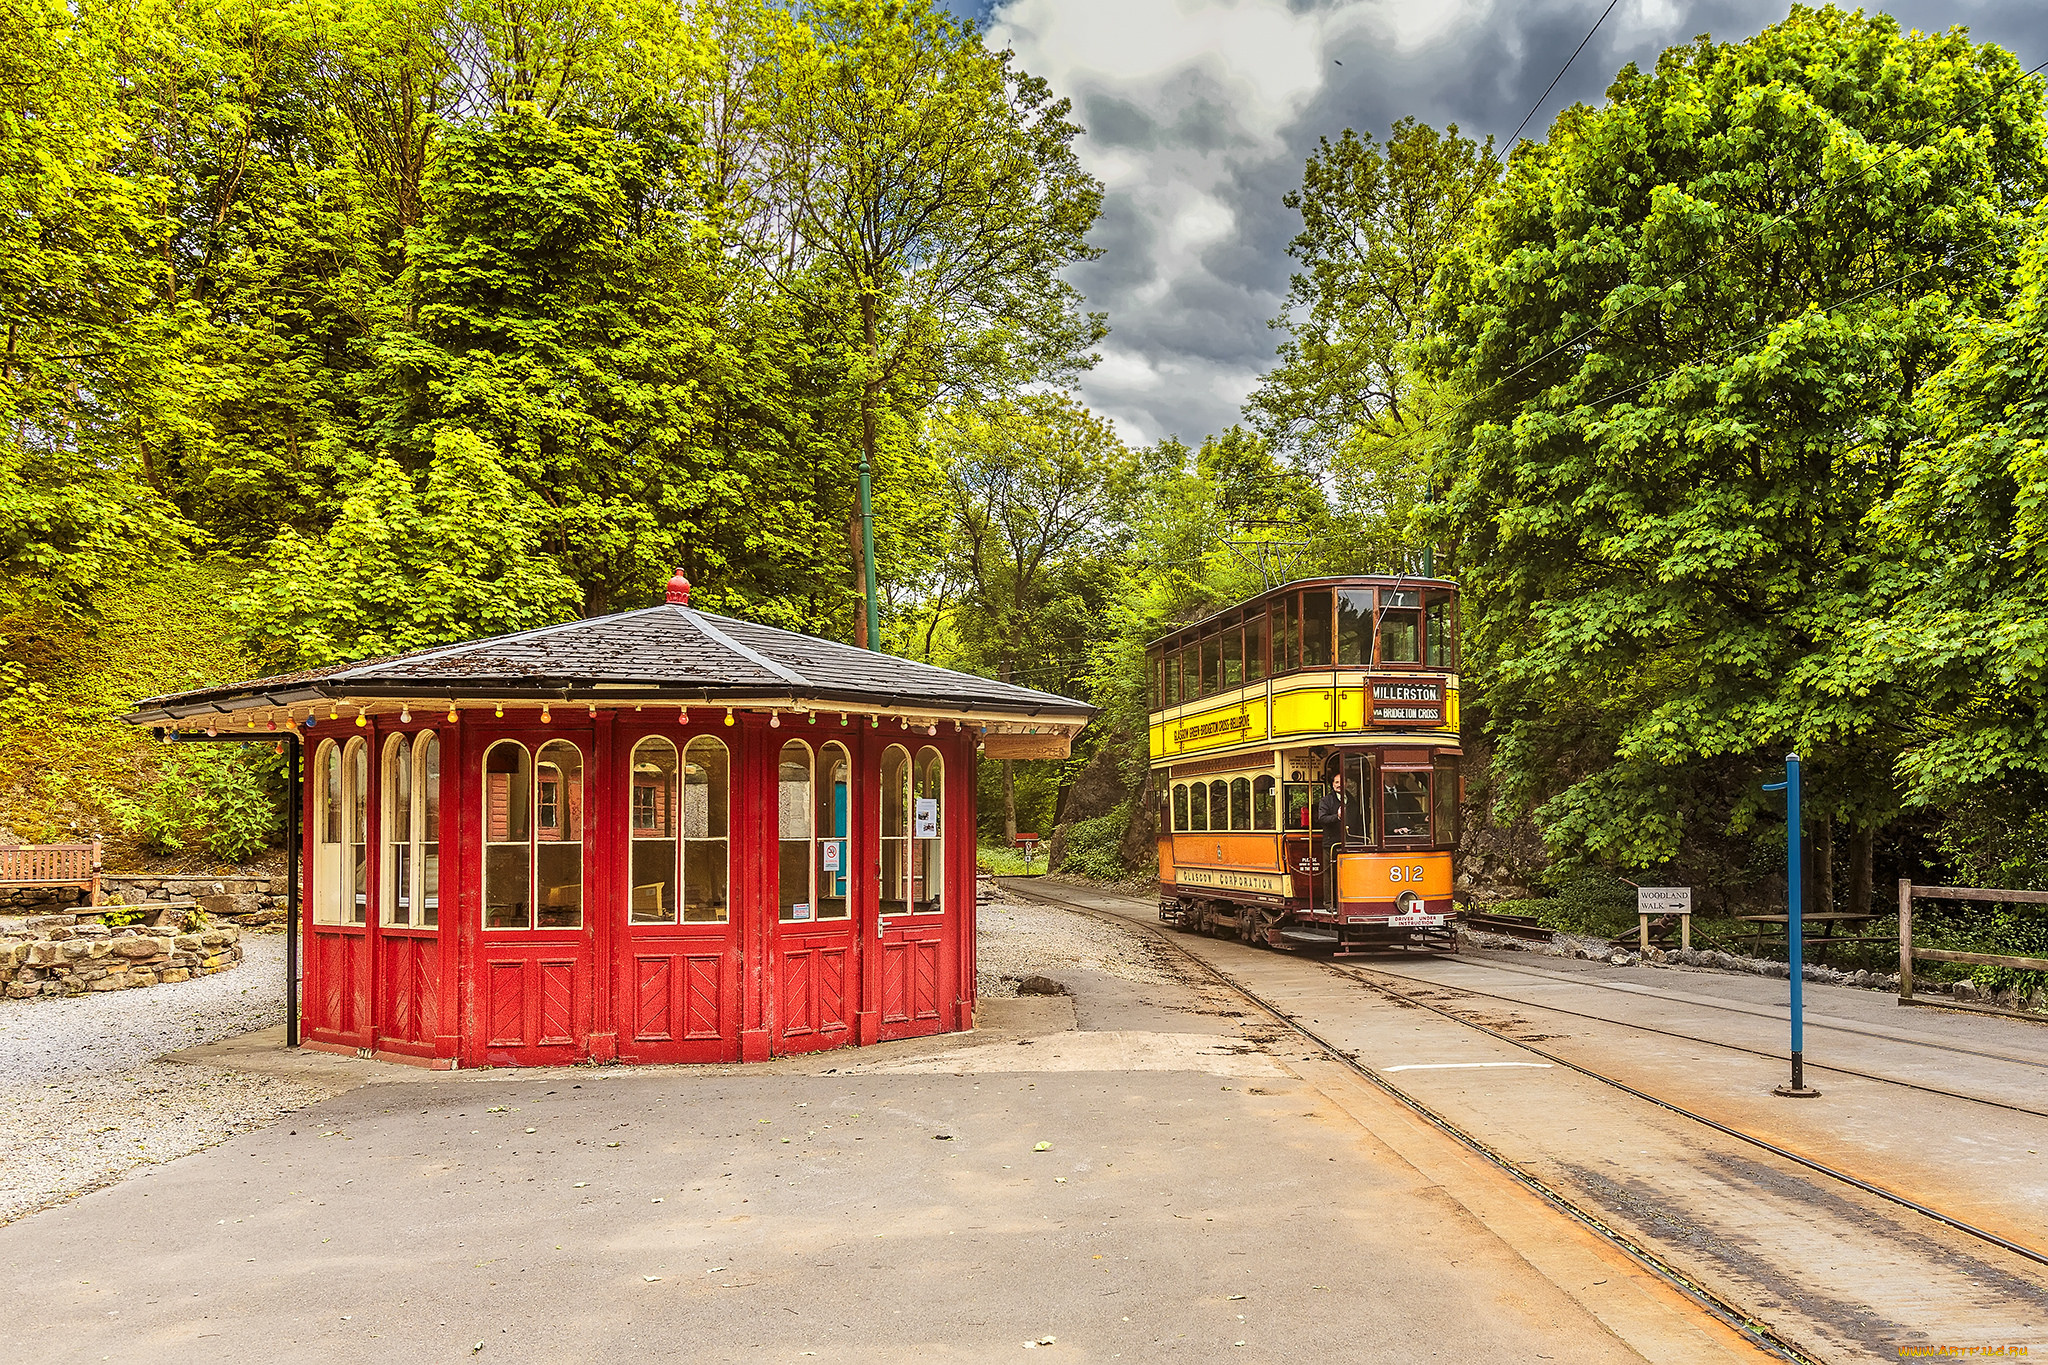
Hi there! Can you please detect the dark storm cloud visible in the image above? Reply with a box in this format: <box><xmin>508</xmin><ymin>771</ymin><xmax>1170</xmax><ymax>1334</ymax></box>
<box><xmin>990</xmin><ymin>0</ymin><xmax>2048</xmax><ymax>446</ymax></box>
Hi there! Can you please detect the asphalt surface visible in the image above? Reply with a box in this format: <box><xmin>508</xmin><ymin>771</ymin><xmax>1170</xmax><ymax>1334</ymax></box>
<box><xmin>0</xmin><ymin>927</ymin><xmax>1745</xmax><ymax>1364</ymax></box>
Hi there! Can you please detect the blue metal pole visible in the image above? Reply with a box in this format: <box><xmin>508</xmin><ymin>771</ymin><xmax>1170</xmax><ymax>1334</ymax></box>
<box><xmin>1786</xmin><ymin>753</ymin><xmax>1804</xmax><ymax>1091</ymax></box>
<box><xmin>1763</xmin><ymin>754</ymin><xmax>1816</xmax><ymax>1096</ymax></box>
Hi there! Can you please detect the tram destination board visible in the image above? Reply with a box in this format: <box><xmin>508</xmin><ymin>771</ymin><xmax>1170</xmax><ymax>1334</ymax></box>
<box><xmin>1368</xmin><ymin>676</ymin><xmax>1445</xmax><ymax>727</ymax></box>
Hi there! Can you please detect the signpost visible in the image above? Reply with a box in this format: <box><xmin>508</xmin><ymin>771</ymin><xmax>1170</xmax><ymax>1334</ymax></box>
<box><xmin>1635</xmin><ymin>885</ymin><xmax>1692</xmax><ymax>952</ymax></box>
<box><xmin>1763</xmin><ymin>754</ymin><xmax>1820</xmax><ymax>1098</ymax></box>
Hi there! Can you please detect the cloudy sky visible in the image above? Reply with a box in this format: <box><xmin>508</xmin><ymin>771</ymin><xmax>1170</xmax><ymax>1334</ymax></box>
<box><xmin>939</xmin><ymin>0</ymin><xmax>2044</xmax><ymax>446</ymax></box>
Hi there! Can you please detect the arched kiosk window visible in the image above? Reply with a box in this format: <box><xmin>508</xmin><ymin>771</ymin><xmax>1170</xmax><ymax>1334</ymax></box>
<box><xmin>312</xmin><ymin>741</ymin><xmax>344</xmax><ymax>924</ymax></box>
<box><xmin>879</xmin><ymin>745</ymin><xmax>911</xmax><ymax>915</ymax></box>
<box><xmin>381</xmin><ymin>732</ymin><xmax>441</xmax><ymax>927</ymax></box>
<box><xmin>483</xmin><ymin>739</ymin><xmax>585</xmax><ymax>929</ymax></box>
<box><xmin>912</xmin><ymin>747</ymin><xmax>944</xmax><ymax>914</ymax></box>
<box><xmin>626</xmin><ymin>736</ymin><xmax>730</xmax><ymax>923</ymax></box>
<box><xmin>777</xmin><ymin>741</ymin><xmax>813</xmax><ymax>921</ymax></box>
<box><xmin>816</xmin><ymin>743</ymin><xmax>852</xmax><ymax>918</ymax></box>
<box><xmin>629</xmin><ymin>738</ymin><xmax>679</xmax><ymax>922</ymax></box>
<box><xmin>346</xmin><ymin>739</ymin><xmax>368</xmax><ymax>923</ymax></box>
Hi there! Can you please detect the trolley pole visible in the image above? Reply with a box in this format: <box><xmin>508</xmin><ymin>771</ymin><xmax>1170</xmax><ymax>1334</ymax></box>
<box><xmin>1764</xmin><ymin>753</ymin><xmax>1820</xmax><ymax>1097</ymax></box>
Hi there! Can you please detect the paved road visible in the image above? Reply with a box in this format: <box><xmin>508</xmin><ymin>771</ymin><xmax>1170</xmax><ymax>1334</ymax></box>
<box><xmin>0</xmin><ymin>958</ymin><xmax>1759</xmax><ymax>1363</ymax></box>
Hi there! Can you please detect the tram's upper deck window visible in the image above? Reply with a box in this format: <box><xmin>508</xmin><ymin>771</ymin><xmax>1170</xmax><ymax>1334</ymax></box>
<box><xmin>1149</xmin><ymin>581</ymin><xmax>1459</xmax><ymax>711</ymax></box>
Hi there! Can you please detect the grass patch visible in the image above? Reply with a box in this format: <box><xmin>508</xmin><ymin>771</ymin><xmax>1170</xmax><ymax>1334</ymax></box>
<box><xmin>977</xmin><ymin>843</ymin><xmax>1047</xmax><ymax>876</ymax></box>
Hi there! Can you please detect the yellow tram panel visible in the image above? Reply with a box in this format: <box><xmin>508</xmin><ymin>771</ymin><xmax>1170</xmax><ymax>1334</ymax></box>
<box><xmin>1156</xmin><ymin>697</ymin><xmax>1267</xmax><ymax>759</ymax></box>
<box><xmin>1337</xmin><ymin>852</ymin><xmax>1454</xmax><ymax>902</ymax></box>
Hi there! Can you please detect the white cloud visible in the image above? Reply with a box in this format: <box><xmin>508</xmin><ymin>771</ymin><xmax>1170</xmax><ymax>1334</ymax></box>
<box><xmin>986</xmin><ymin>0</ymin><xmax>2048</xmax><ymax>447</ymax></box>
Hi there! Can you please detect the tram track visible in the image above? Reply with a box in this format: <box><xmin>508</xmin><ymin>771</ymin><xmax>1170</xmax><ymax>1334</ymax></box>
<box><xmin>998</xmin><ymin>877</ymin><xmax>2048</xmax><ymax>1364</ymax></box>
<box><xmin>1340</xmin><ymin>957</ymin><xmax>2048</xmax><ymax>1121</ymax></box>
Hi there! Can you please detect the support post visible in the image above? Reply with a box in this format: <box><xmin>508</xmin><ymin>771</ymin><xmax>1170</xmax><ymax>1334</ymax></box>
<box><xmin>1765</xmin><ymin>754</ymin><xmax>1819</xmax><ymax>1097</ymax></box>
<box><xmin>1898</xmin><ymin>878</ymin><xmax>1913</xmax><ymax>1002</ymax></box>
<box><xmin>286</xmin><ymin>733</ymin><xmax>301</xmax><ymax>1048</ymax></box>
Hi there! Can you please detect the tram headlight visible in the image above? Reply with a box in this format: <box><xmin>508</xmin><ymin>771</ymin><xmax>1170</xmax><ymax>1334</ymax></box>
<box><xmin>1397</xmin><ymin>890</ymin><xmax>1423</xmax><ymax>916</ymax></box>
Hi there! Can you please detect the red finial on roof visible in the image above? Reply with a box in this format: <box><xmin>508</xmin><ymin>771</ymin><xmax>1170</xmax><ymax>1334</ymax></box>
<box><xmin>666</xmin><ymin>569</ymin><xmax>692</xmax><ymax>606</ymax></box>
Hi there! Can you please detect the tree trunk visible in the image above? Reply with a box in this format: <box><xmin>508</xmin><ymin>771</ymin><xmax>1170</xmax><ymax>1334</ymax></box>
<box><xmin>999</xmin><ymin>656</ymin><xmax>1018</xmax><ymax>843</ymax></box>
<box><xmin>847</xmin><ymin>514</ymin><xmax>866</xmax><ymax>649</ymax></box>
<box><xmin>1847</xmin><ymin>825</ymin><xmax>1874</xmax><ymax>917</ymax></box>
<box><xmin>1003</xmin><ymin>760</ymin><xmax>1017</xmax><ymax>845</ymax></box>
<box><xmin>1814</xmin><ymin>813</ymin><xmax>1834</xmax><ymax>914</ymax></box>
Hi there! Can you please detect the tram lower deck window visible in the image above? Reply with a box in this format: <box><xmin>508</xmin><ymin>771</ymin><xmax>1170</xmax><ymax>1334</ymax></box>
<box><xmin>1383</xmin><ymin>770</ymin><xmax>1431</xmax><ymax>842</ymax></box>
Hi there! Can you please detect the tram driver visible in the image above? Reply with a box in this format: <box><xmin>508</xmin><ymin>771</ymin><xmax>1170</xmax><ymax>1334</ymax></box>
<box><xmin>1316</xmin><ymin>766</ymin><xmax>1345</xmax><ymax>906</ymax></box>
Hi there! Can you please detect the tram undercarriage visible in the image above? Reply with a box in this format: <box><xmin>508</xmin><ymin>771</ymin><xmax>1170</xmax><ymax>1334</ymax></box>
<box><xmin>1158</xmin><ymin>894</ymin><xmax>1458</xmax><ymax>955</ymax></box>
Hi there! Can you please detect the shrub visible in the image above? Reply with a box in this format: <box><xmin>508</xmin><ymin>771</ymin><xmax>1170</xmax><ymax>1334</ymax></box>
<box><xmin>103</xmin><ymin>746</ymin><xmax>283</xmax><ymax>862</ymax></box>
<box><xmin>1056</xmin><ymin>803</ymin><xmax>1132</xmax><ymax>881</ymax></box>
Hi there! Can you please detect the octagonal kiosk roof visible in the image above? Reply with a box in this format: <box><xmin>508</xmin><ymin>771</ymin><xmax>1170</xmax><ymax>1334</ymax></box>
<box><xmin>125</xmin><ymin>586</ymin><xmax>1092</xmax><ymax>758</ymax></box>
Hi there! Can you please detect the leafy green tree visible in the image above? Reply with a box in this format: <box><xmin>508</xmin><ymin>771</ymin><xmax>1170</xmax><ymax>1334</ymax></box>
<box><xmin>764</xmin><ymin>0</ymin><xmax>1105</xmax><ymax>645</ymax></box>
<box><xmin>930</xmin><ymin>393</ymin><xmax>1134</xmax><ymax>837</ymax></box>
<box><xmin>1422</xmin><ymin>8</ymin><xmax>2048</xmax><ymax>889</ymax></box>
<box><xmin>234</xmin><ymin>428</ymin><xmax>581</xmax><ymax>667</ymax></box>
<box><xmin>1857</xmin><ymin>210</ymin><xmax>2048</xmax><ymax>805</ymax></box>
<box><xmin>1251</xmin><ymin>119</ymin><xmax>1497</xmax><ymax>470</ymax></box>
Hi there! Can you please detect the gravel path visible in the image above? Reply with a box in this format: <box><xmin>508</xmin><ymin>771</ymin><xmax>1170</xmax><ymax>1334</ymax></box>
<box><xmin>975</xmin><ymin>879</ymin><xmax>1179</xmax><ymax>997</ymax></box>
<box><xmin>0</xmin><ymin>935</ymin><xmax>340</xmax><ymax>1225</ymax></box>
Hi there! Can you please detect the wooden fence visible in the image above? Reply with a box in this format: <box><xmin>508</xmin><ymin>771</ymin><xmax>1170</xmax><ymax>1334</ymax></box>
<box><xmin>1897</xmin><ymin>880</ymin><xmax>2048</xmax><ymax>1002</ymax></box>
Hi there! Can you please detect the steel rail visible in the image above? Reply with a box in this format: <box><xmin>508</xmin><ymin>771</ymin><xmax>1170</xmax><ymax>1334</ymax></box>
<box><xmin>1346</xmin><ymin>960</ymin><xmax>2048</xmax><ymax>1120</ymax></box>
<box><xmin>1394</xmin><ymin>950</ymin><xmax>2048</xmax><ymax>1074</ymax></box>
<box><xmin>1001</xmin><ymin>880</ymin><xmax>1823</xmax><ymax>1364</ymax></box>
<box><xmin>1004</xmin><ymin>879</ymin><xmax>2048</xmax><ymax>1279</ymax></box>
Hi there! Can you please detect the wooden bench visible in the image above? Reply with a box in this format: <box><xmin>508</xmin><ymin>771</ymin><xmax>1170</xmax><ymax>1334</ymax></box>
<box><xmin>1736</xmin><ymin>912</ymin><xmax>1884</xmax><ymax>964</ymax></box>
<box><xmin>0</xmin><ymin>842</ymin><xmax>102</xmax><ymax>907</ymax></box>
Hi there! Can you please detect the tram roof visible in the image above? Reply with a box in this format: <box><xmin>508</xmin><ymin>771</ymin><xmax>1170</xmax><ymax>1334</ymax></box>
<box><xmin>125</xmin><ymin>599</ymin><xmax>1094</xmax><ymax>727</ymax></box>
<box><xmin>1145</xmin><ymin>574</ymin><xmax>1457</xmax><ymax>650</ymax></box>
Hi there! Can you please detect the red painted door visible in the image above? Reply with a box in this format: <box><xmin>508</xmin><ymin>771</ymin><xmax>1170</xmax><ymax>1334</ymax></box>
<box><xmin>615</xmin><ymin>729</ymin><xmax>742</xmax><ymax>1063</ymax></box>
<box><xmin>877</xmin><ymin>742</ymin><xmax>951</xmax><ymax>1042</ymax></box>
<box><xmin>475</xmin><ymin>732</ymin><xmax>597</xmax><ymax>1065</ymax></box>
<box><xmin>772</xmin><ymin>737</ymin><xmax>858</xmax><ymax>1054</ymax></box>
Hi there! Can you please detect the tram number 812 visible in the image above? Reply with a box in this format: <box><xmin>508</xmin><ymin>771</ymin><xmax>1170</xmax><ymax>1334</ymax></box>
<box><xmin>1389</xmin><ymin>865</ymin><xmax>1425</xmax><ymax>884</ymax></box>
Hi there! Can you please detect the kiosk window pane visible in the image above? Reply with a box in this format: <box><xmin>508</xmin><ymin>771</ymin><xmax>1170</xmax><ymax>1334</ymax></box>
<box><xmin>1252</xmin><ymin>776</ymin><xmax>1276</xmax><ymax>831</ymax></box>
<box><xmin>1245</xmin><ymin>609</ymin><xmax>1267</xmax><ymax>682</ymax></box>
<box><xmin>346</xmin><ymin>740</ymin><xmax>368</xmax><ymax>925</ymax></box>
<box><xmin>630</xmin><ymin>738</ymin><xmax>679</xmax><ymax>923</ymax></box>
<box><xmin>1383</xmin><ymin>770</ymin><xmax>1431</xmax><ymax>841</ymax></box>
<box><xmin>534</xmin><ymin>740</ymin><xmax>583</xmax><ymax>928</ymax></box>
<box><xmin>816</xmin><ymin>743</ymin><xmax>852</xmax><ymax>919</ymax></box>
<box><xmin>682</xmin><ymin>738</ymin><xmax>730</xmax><ymax>922</ymax></box>
<box><xmin>1303</xmin><ymin>592</ymin><xmax>1332</xmax><ymax>666</ymax></box>
<box><xmin>384</xmin><ymin>735</ymin><xmax>413</xmax><ymax>927</ymax></box>
<box><xmin>879</xmin><ymin>746</ymin><xmax>910</xmax><ymax>915</ymax></box>
<box><xmin>1337</xmin><ymin>590</ymin><xmax>1372</xmax><ymax>666</ymax></box>
<box><xmin>420</xmin><ymin>733</ymin><xmax>440</xmax><ymax>927</ymax></box>
<box><xmin>483</xmin><ymin>742</ymin><xmax>532</xmax><ymax>928</ymax></box>
<box><xmin>913</xmin><ymin>748</ymin><xmax>944</xmax><ymax>914</ymax></box>
<box><xmin>313</xmin><ymin>743</ymin><xmax>343</xmax><ymax>924</ymax></box>
<box><xmin>778</xmin><ymin>742</ymin><xmax>814</xmax><ymax>922</ymax></box>
<box><xmin>1229</xmin><ymin>777</ymin><xmax>1251</xmax><ymax>831</ymax></box>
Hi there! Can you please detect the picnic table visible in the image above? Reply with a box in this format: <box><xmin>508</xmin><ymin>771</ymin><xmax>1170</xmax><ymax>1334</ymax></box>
<box><xmin>1735</xmin><ymin>912</ymin><xmax>1884</xmax><ymax>964</ymax></box>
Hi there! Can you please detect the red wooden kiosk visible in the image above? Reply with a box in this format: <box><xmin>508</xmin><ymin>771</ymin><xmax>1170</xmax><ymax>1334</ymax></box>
<box><xmin>125</xmin><ymin>575</ymin><xmax>1091</xmax><ymax>1067</ymax></box>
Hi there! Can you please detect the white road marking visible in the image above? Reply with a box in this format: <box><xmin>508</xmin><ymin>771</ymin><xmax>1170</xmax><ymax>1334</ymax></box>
<box><xmin>1382</xmin><ymin>1062</ymin><xmax>1556</xmax><ymax>1072</ymax></box>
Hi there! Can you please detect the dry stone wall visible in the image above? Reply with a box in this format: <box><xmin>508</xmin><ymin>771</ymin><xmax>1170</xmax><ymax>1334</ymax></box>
<box><xmin>0</xmin><ymin>909</ymin><xmax>243</xmax><ymax>999</ymax></box>
<box><xmin>1</xmin><ymin>874</ymin><xmax>289</xmax><ymax>927</ymax></box>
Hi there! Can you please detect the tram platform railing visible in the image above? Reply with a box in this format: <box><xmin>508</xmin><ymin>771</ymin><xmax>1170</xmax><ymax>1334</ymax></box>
<box><xmin>1897</xmin><ymin>880</ymin><xmax>2048</xmax><ymax>1008</ymax></box>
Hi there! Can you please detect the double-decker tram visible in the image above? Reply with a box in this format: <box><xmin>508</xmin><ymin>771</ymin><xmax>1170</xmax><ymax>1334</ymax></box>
<box><xmin>1146</xmin><ymin>576</ymin><xmax>1461</xmax><ymax>953</ymax></box>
